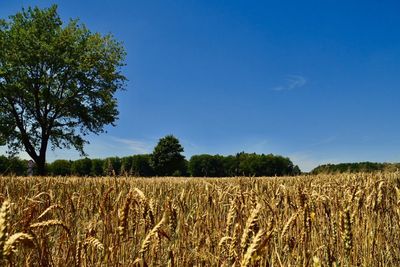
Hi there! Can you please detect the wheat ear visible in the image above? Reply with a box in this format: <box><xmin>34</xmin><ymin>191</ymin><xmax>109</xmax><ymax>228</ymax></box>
<box><xmin>281</xmin><ymin>212</ymin><xmax>298</xmax><ymax>240</ymax></box>
<box><xmin>118</xmin><ymin>191</ymin><xmax>132</xmax><ymax>236</ymax></box>
<box><xmin>3</xmin><ymin>233</ymin><xmax>34</xmax><ymax>258</ymax></box>
<box><xmin>241</xmin><ymin>229</ymin><xmax>264</xmax><ymax>267</ymax></box>
<box><xmin>75</xmin><ymin>240</ymin><xmax>82</xmax><ymax>267</ymax></box>
<box><xmin>30</xmin><ymin>219</ymin><xmax>71</xmax><ymax>236</ymax></box>
<box><xmin>139</xmin><ymin>213</ymin><xmax>166</xmax><ymax>255</ymax></box>
<box><xmin>225</xmin><ymin>198</ymin><xmax>236</xmax><ymax>235</ymax></box>
<box><xmin>0</xmin><ymin>200</ymin><xmax>10</xmax><ymax>254</ymax></box>
<box><xmin>84</xmin><ymin>236</ymin><xmax>104</xmax><ymax>252</ymax></box>
<box><xmin>240</xmin><ymin>202</ymin><xmax>261</xmax><ymax>251</ymax></box>
<box><xmin>37</xmin><ymin>204</ymin><xmax>64</xmax><ymax>220</ymax></box>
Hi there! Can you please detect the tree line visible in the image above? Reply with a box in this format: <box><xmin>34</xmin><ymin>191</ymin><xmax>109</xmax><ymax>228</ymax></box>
<box><xmin>0</xmin><ymin>135</ymin><xmax>300</xmax><ymax>177</ymax></box>
<box><xmin>311</xmin><ymin>162</ymin><xmax>400</xmax><ymax>174</ymax></box>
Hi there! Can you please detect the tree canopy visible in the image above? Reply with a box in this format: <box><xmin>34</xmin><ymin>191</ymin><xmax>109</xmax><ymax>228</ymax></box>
<box><xmin>0</xmin><ymin>5</ymin><xmax>126</xmax><ymax>175</ymax></box>
<box><xmin>151</xmin><ymin>135</ymin><xmax>186</xmax><ymax>176</ymax></box>
<box><xmin>310</xmin><ymin>162</ymin><xmax>393</xmax><ymax>174</ymax></box>
<box><xmin>189</xmin><ymin>153</ymin><xmax>300</xmax><ymax>177</ymax></box>
<box><xmin>1</xmin><ymin>138</ymin><xmax>302</xmax><ymax>177</ymax></box>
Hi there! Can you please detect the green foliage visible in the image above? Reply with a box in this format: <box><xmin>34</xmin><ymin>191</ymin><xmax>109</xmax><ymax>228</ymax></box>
<box><xmin>189</xmin><ymin>154</ymin><xmax>226</xmax><ymax>177</ymax></box>
<box><xmin>130</xmin><ymin>155</ymin><xmax>155</xmax><ymax>177</ymax></box>
<box><xmin>71</xmin><ymin>158</ymin><xmax>92</xmax><ymax>176</ymax></box>
<box><xmin>0</xmin><ymin>5</ymin><xmax>126</xmax><ymax>175</ymax></box>
<box><xmin>0</xmin><ymin>135</ymin><xmax>303</xmax><ymax>177</ymax></box>
<box><xmin>0</xmin><ymin>155</ymin><xmax>8</xmax><ymax>174</ymax></box>
<box><xmin>103</xmin><ymin>157</ymin><xmax>121</xmax><ymax>176</ymax></box>
<box><xmin>48</xmin><ymin>159</ymin><xmax>71</xmax><ymax>176</ymax></box>
<box><xmin>151</xmin><ymin>135</ymin><xmax>187</xmax><ymax>176</ymax></box>
<box><xmin>311</xmin><ymin>162</ymin><xmax>395</xmax><ymax>174</ymax></box>
<box><xmin>0</xmin><ymin>155</ymin><xmax>26</xmax><ymax>175</ymax></box>
<box><xmin>189</xmin><ymin>152</ymin><xmax>299</xmax><ymax>177</ymax></box>
<box><xmin>293</xmin><ymin>165</ymin><xmax>301</xmax><ymax>175</ymax></box>
<box><xmin>91</xmin><ymin>158</ymin><xmax>105</xmax><ymax>176</ymax></box>
<box><xmin>120</xmin><ymin>156</ymin><xmax>132</xmax><ymax>176</ymax></box>
<box><xmin>222</xmin><ymin>155</ymin><xmax>240</xmax><ymax>176</ymax></box>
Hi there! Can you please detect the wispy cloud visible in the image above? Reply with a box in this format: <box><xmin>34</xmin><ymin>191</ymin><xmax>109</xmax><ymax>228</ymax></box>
<box><xmin>46</xmin><ymin>136</ymin><xmax>155</xmax><ymax>161</ymax></box>
<box><xmin>272</xmin><ymin>75</ymin><xmax>307</xmax><ymax>91</ymax></box>
<box><xmin>110</xmin><ymin>137</ymin><xmax>153</xmax><ymax>154</ymax></box>
<box><xmin>1</xmin><ymin>136</ymin><xmax>179</xmax><ymax>161</ymax></box>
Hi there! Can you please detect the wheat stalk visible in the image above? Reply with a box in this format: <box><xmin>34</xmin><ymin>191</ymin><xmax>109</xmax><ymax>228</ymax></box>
<box><xmin>133</xmin><ymin>187</ymin><xmax>147</xmax><ymax>203</ymax></box>
<box><xmin>241</xmin><ymin>229</ymin><xmax>264</xmax><ymax>267</ymax></box>
<box><xmin>340</xmin><ymin>207</ymin><xmax>353</xmax><ymax>257</ymax></box>
<box><xmin>139</xmin><ymin>213</ymin><xmax>166</xmax><ymax>255</ymax></box>
<box><xmin>0</xmin><ymin>200</ymin><xmax>34</xmax><ymax>262</ymax></box>
<box><xmin>84</xmin><ymin>236</ymin><xmax>104</xmax><ymax>252</ymax></box>
<box><xmin>75</xmin><ymin>240</ymin><xmax>82</xmax><ymax>267</ymax></box>
<box><xmin>281</xmin><ymin>211</ymin><xmax>298</xmax><ymax>240</ymax></box>
<box><xmin>240</xmin><ymin>202</ymin><xmax>262</xmax><ymax>251</ymax></box>
<box><xmin>2</xmin><ymin>233</ymin><xmax>34</xmax><ymax>258</ymax></box>
<box><xmin>228</xmin><ymin>223</ymin><xmax>240</xmax><ymax>264</ymax></box>
<box><xmin>0</xmin><ymin>199</ymin><xmax>10</xmax><ymax>256</ymax></box>
<box><xmin>37</xmin><ymin>204</ymin><xmax>64</xmax><ymax>220</ymax></box>
<box><xmin>30</xmin><ymin>219</ymin><xmax>71</xmax><ymax>236</ymax></box>
<box><xmin>118</xmin><ymin>191</ymin><xmax>133</xmax><ymax>237</ymax></box>
<box><xmin>225</xmin><ymin>198</ymin><xmax>236</xmax><ymax>235</ymax></box>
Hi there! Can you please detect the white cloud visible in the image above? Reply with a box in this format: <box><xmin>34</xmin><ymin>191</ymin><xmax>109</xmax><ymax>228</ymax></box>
<box><xmin>110</xmin><ymin>137</ymin><xmax>153</xmax><ymax>154</ymax></box>
<box><xmin>272</xmin><ymin>75</ymin><xmax>307</xmax><ymax>91</ymax></box>
<box><xmin>1</xmin><ymin>136</ymin><xmax>155</xmax><ymax>163</ymax></box>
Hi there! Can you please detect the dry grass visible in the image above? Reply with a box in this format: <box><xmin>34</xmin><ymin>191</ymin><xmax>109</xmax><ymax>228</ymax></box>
<box><xmin>0</xmin><ymin>173</ymin><xmax>399</xmax><ymax>266</ymax></box>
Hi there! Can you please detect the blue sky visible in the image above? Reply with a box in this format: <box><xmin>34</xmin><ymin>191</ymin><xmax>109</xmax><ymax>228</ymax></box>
<box><xmin>1</xmin><ymin>1</ymin><xmax>400</xmax><ymax>171</ymax></box>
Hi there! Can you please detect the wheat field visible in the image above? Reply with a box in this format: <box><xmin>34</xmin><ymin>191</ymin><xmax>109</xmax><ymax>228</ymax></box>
<box><xmin>0</xmin><ymin>173</ymin><xmax>399</xmax><ymax>266</ymax></box>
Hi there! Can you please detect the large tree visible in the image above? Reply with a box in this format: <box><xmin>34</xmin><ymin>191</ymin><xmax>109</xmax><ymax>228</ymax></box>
<box><xmin>0</xmin><ymin>6</ymin><xmax>126</xmax><ymax>175</ymax></box>
<box><xmin>151</xmin><ymin>135</ymin><xmax>186</xmax><ymax>176</ymax></box>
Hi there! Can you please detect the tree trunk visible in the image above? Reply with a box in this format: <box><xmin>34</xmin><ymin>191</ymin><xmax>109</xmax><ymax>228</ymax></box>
<box><xmin>35</xmin><ymin>133</ymin><xmax>49</xmax><ymax>176</ymax></box>
<box><xmin>36</xmin><ymin>156</ymin><xmax>47</xmax><ymax>176</ymax></box>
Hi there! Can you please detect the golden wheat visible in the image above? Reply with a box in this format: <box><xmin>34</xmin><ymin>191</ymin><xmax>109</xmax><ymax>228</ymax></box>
<box><xmin>139</xmin><ymin>212</ymin><xmax>166</xmax><ymax>255</ymax></box>
<box><xmin>0</xmin><ymin>173</ymin><xmax>398</xmax><ymax>265</ymax></box>
<box><xmin>30</xmin><ymin>219</ymin><xmax>71</xmax><ymax>236</ymax></box>
<box><xmin>2</xmin><ymin>233</ymin><xmax>34</xmax><ymax>258</ymax></box>
<box><xmin>241</xmin><ymin>229</ymin><xmax>264</xmax><ymax>267</ymax></box>
<box><xmin>240</xmin><ymin>202</ymin><xmax>262</xmax><ymax>251</ymax></box>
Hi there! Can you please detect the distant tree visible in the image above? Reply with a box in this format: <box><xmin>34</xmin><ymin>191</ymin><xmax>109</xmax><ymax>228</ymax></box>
<box><xmin>0</xmin><ymin>155</ymin><xmax>8</xmax><ymax>174</ymax></box>
<box><xmin>292</xmin><ymin>165</ymin><xmax>301</xmax><ymax>175</ymax></box>
<box><xmin>222</xmin><ymin>155</ymin><xmax>239</xmax><ymax>176</ymax></box>
<box><xmin>311</xmin><ymin>162</ymin><xmax>386</xmax><ymax>174</ymax></box>
<box><xmin>91</xmin><ymin>158</ymin><xmax>104</xmax><ymax>176</ymax></box>
<box><xmin>8</xmin><ymin>157</ymin><xmax>27</xmax><ymax>176</ymax></box>
<box><xmin>120</xmin><ymin>156</ymin><xmax>132</xmax><ymax>176</ymax></box>
<box><xmin>181</xmin><ymin>159</ymin><xmax>189</xmax><ymax>176</ymax></box>
<box><xmin>103</xmin><ymin>157</ymin><xmax>121</xmax><ymax>176</ymax></box>
<box><xmin>131</xmin><ymin>154</ymin><xmax>154</xmax><ymax>177</ymax></box>
<box><xmin>188</xmin><ymin>152</ymin><xmax>298</xmax><ymax>177</ymax></box>
<box><xmin>189</xmin><ymin>155</ymin><xmax>206</xmax><ymax>176</ymax></box>
<box><xmin>151</xmin><ymin>135</ymin><xmax>186</xmax><ymax>176</ymax></box>
<box><xmin>48</xmin><ymin>159</ymin><xmax>71</xmax><ymax>176</ymax></box>
<box><xmin>0</xmin><ymin>156</ymin><xmax>26</xmax><ymax>175</ymax></box>
<box><xmin>0</xmin><ymin>6</ymin><xmax>126</xmax><ymax>175</ymax></box>
<box><xmin>189</xmin><ymin>154</ymin><xmax>226</xmax><ymax>177</ymax></box>
<box><xmin>71</xmin><ymin>158</ymin><xmax>92</xmax><ymax>176</ymax></box>
<box><xmin>233</xmin><ymin>152</ymin><xmax>298</xmax><ymax>177</ymax></box>
<box><xmin>236</xmin><ymin>153</ymin><xmax>262</xmax><ymax>176</ymax></box>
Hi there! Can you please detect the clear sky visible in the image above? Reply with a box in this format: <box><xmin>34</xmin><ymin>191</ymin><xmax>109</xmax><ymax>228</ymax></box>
<box><xmin>1</xmin><ymin>0</ymin><xmax>400</xmax><ymax>171</ymax></box>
